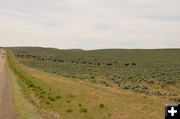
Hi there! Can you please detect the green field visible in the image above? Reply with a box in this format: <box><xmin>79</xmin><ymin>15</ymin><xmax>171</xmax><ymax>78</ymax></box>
<box><xmin>10</xmin><ymin>47</ymin><xmax>180</xmax><ymax>101</ymax></box>
<box><xmin>7</xmin><ymin>47</ymin><xmax>180</xmax><ymax>119</ymax></box>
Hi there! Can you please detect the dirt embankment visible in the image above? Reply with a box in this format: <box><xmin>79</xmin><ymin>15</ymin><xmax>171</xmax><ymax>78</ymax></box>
<box><xmin>0</xmin><ymin>49</ymin><xmax>18</xmax><ymax>119</ymax></box>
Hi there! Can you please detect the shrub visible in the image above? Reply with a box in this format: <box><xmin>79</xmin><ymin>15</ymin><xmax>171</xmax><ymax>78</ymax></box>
<box><xmin>72</xmin><ymin>76</ymin><xmax>76</xmax><ymax>78</ymax></box>
<box><xmin>175</xmin><ymin>98</ymin><xmax>180</xmax><ymax>102</ymax></box>
<box><xmin>67</xmin><ymin>100</ymin><xmax>71</xmax><ymax>103</ymax></box>
<box><xmin>99</xmin><ymin>80</ymin><xmax>106</xmax><ymax>84</ymax></box>
<box><xmin>125</xmin><ymin>63</ymin><xmax>129</xmax><ymax>66</ymax></box>
<box><xmin>56</xmin><ymin>95</ymin><xmax>61</xmax><ymax>99</ymax></box>
<box><xmin>90</xmin><ymin>76</ymin><xmax>95</xmax><ymax>79</ymax></box>
<box><xmin>40</xmin><ymin>91</ymin><xmax>45</xmax><ymax>94</ymax></box>
<box><xmin>48</xmin><ymin>96</ymin><xmax>56</xmax><ymax>101</ymax></box>
<box><xmin>78</xmin><ymin>103</ymin><xmax>82</xmax><ymax>107</ymax></box>
<box><xmin>106</xmin><ymin>63</ymin><xmax>112</xmax><ymax>66</ymax></box>
<box><xmin>39</xmin><ymin>94</ymin><xmax>44</xmax><ymax>99</ymax></box>
<box><xmin>66</xmin><ymin>109</ymin><xmax>73</xmax><ymax>113</ymax></box>
<box><xmin>171</xmin><ymin>97</ymin><xmax>180</xmax><ymax>102</ymax></box>
<box><xmin>121</xmin><ymin>85</ymin><xmax>130</xmax><ymax>89</ymax></box>
<box><xmin>105</xmin><ymin>83</ymin><xmax>112</xmax><ymax>87</ymax></box>
<box><xmin>29</xmin><ymin>84</ymin><xmax>34</xmax><ymax>88</ymax></box>
<box><xmin>99</xmin><ymin>104</ymin><xmax>104</xmax><ymax>108</ymax></box>
<box><xmin>108</xmin><ymin>113</ymin><xmax>112</xmax><ymax>117</ymax></box>
<box><xmin>132</xmin><ymin>63</ymin><xmax>136</xmax><ymax>65</ymax></box>
<box><xmin>142</xmin><ymin>86</ymin><xmax>148</xmax><ymax>90</ymax></box>
<box><xmin>80</xmin><ymin>108</ymin><xmax>87</xmax><ymax>113</ymax></box>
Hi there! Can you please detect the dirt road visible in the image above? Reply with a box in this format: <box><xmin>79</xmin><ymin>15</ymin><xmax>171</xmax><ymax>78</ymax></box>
<box><xmin>0</xmin><ymin>49</ymin><xmax>18</xmax><ymax>119</ymax></box>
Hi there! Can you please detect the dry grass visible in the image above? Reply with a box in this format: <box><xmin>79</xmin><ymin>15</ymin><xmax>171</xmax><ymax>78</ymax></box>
<box><xmin>13</xmin><ymin>59</ymin><xmax>177</xmax><ymax>119</ymax></box>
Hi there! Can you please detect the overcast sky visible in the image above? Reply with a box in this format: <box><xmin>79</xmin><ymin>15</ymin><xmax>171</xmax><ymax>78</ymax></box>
<box><xmin>0</xmin><ymin>0</ymin><xmax>180</xmax><ymax>49</ymax></box>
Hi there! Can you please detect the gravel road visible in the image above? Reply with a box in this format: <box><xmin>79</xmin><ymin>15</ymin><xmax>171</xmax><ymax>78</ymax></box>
<box><xmin>0</xmin><ymin>49</ymin><xmax>18</xmax><ymax>119</ymax></box>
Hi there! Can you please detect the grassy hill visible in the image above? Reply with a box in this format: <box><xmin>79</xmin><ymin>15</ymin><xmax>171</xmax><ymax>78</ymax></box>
<box><xmin>7</xmin><ymin>47</ymin><xmax>180</xmax><ymax>119</ymax></box>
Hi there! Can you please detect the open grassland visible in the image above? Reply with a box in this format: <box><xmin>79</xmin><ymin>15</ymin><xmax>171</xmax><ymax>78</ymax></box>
<box><xmin>7</xmin><ymin>48</ymin><xmax>180</xmax><ymax>119</ymax></box>
<box><xmin>10</xmin><ymin>47</ymin><xmax>180</xmax><ymax>102</ymax></box>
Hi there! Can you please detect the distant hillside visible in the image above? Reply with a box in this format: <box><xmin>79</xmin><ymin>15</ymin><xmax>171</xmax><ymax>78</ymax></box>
<box><xmin>66</xmin><ymin>49</ymin><xmax>84</xmax><ymax>51</ymax></box>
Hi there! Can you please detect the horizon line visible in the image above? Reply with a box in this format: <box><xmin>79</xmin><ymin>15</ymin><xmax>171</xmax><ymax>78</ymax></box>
<box><xmin>1</xmin><ymin>46</ymin><xmax>180</xmax><ymax>51</ymax></box>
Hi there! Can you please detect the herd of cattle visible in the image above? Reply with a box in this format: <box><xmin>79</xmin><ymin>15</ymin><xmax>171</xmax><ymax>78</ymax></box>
<box><xmin>16</xmin><ymin>54</ymin><xmax>137</xmax><ymax>66</ymax></box>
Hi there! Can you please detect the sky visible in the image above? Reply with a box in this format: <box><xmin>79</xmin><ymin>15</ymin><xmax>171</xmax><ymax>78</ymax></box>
<box><xmin>0</xmin><ymin>0</ymin><xmax>180</xmax><ymax>49</ymax></box>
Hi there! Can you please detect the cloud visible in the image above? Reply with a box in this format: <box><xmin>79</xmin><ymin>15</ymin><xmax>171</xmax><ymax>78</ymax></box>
<box><xmin>0</xmin><ymin>0</ymin><xmax>180</xmax><ymax>49</ymax></box>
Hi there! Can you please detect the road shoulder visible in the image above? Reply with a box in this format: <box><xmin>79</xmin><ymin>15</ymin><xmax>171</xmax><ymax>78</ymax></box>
<box><xmin>8</xmin><ymin>68</ymin><xmax>43</xmax><ymax>119</ymax></box>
